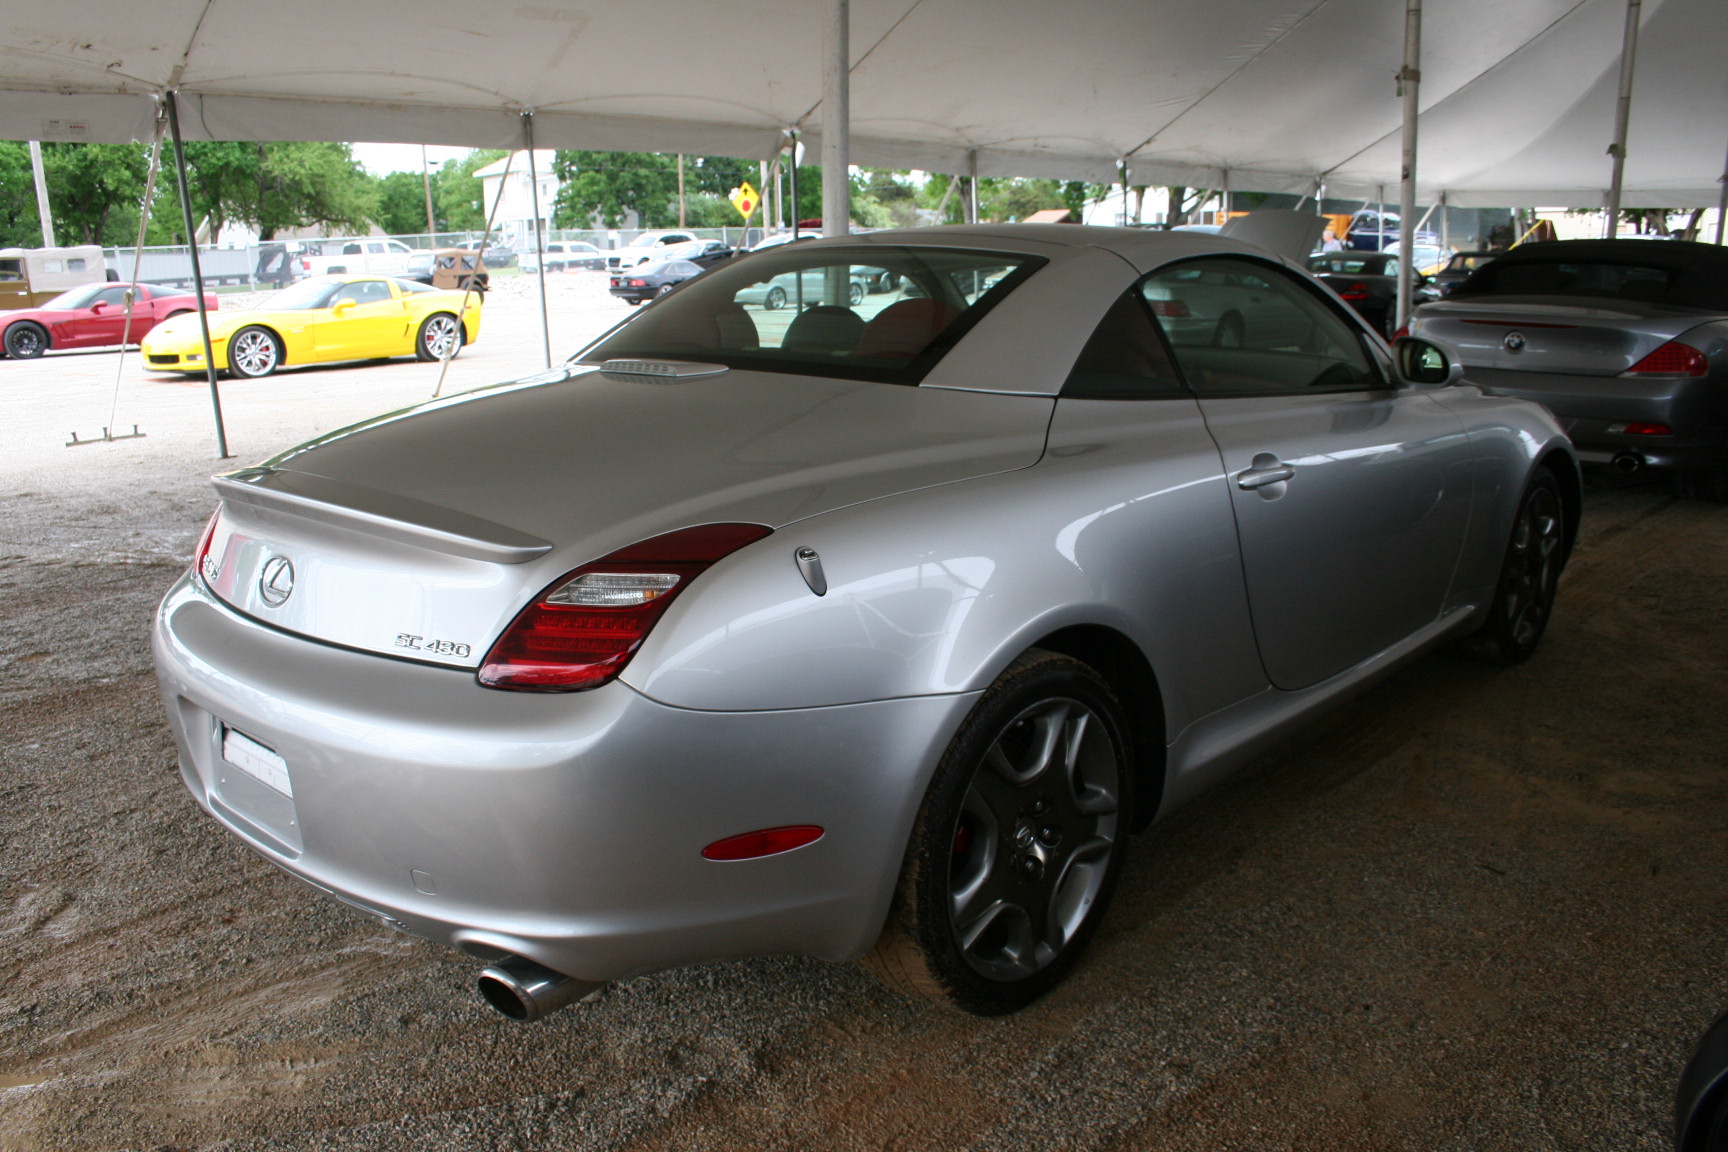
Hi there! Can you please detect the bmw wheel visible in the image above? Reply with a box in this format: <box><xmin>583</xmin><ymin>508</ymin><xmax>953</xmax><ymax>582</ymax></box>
<box><xmin>416</xmin><ymin>312</ymin><xmax>463</xmax><ymax>362</ymax></box>
<box><xmin>764</xmin><ymin>286</ymin><xmax>787</xmax><ymax>311</ymax></box>
<box><xmin>1455</xmin><ymin>467</ymin><xmax>1568</xmax><ymax>665</ymax></box>
<box><xmin>227</xmin><ymin>326</ymin><xmax>282</xmax><ymax>378</ymax></box>
<box><xmin>4</xmin><ymin>321</ymin><xmax>49</xmax><ymax>359</ymax></box>
<box><xmin>865</xmin><ymin>650</ymin><xmax>1131</xmax><ymax>1015</ymax></box>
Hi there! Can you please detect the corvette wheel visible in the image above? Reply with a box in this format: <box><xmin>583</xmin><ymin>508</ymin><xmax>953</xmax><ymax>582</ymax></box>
<box><xmin>1455</xmin><ymin>467</ymin><xmax>1567</xmax><ymax>665</ymax></box>
<box><xmin>764</xmin><ymin>286</ymin><xmax>787</xmax><ymax>311</ymax></box>
<box><xmin>416</xmin><ymin>312</ymin><xmax>463</xmax><ymax>362</ymax></box>
<box><xmin>4</xmin><ymin>321</ymin><xmax>48</xmax><ymax>359</ymax></box>
<box><xmin>865</xmin><ymin>650</ymin><xmax>1130</xmax><ymax>1015</ymax></box>
<box><xmin>228</xmin><ymin>326</ymin><xmax>281</xmax><ymax>378</ymax></box>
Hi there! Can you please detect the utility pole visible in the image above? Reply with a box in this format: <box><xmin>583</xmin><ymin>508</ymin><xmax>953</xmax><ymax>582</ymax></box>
<box><xmin>421</xmin><ymin>145</ymin><xmax>436</xmax><ymax>239</ymax></box>
<box><xmin>28</xmin><ymin>141</ymin><xmax>56</xmax><ymax>248</ymax></box>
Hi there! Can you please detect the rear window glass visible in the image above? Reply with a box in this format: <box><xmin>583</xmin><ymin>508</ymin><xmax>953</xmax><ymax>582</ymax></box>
<box><xmin>1454</xmin><ymin>252</ymin><xmax>1728</xmax><ymax>309</ymax></box>
<box><xmin>582</xmin><ymin>245</ymin><xmax>1044</xmax><ymax>384</ymax></box>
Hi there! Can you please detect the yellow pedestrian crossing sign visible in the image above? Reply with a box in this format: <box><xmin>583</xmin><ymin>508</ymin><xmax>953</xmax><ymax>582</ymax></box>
<box><xmin>729</xmin><ymin>182</ymin><xmax>759</xmax><ymax>220</ymax></box>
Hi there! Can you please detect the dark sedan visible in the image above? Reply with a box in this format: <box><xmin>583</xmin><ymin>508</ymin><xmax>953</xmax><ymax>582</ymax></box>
<box><xmin>607</xmin><ymin>257</ymin><xmax>705</xmax><ymax>305</ymax></box>
<box><xmin>1306</xmin><ymin>251</ymin><xmax>1439</xmax><ymax>337</ymax></box>
<box><xmin>1410</xmin><ymin>239</ymin><xmax>1728</xmax><ymax>499</ymax></box>
<box><xmin>0</xmin><ymin>281</ymin><xmax>217</xmax><ymax>359</ymax></box>
<box><xmin>1430</xmin><ymin>250</ymin><xmax>1501</xmax><ymax>296</ymax></box>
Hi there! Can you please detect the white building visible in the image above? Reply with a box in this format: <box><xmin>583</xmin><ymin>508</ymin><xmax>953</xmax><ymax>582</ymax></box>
<box><xmin>474</xmin><ymin>151</ymin><xmax>561</xmax><ymax>250</ymax></box>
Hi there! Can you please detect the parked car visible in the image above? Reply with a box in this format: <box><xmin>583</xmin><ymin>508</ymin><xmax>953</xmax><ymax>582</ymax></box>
<box><xmin>298</xmin><ymin>238</ymin><xmax>417</xmax><ymax>279</ymax></box>
<box><xmin>1408</xmin><ymin>238</ymin><xmax>1728</xmax><ymax>499</ymax></box>
<box><xmin>606</xmin><ymin>257</ymin><xmax>705</xmax><ymax>305</ymax></box>
<box><xmin>0</xmin><ymin>244</ymin><xmax>112</xmax><ymax>308</ymax></box>
<box><xmin>0</xmin><ymin>281</ymin><xmax>216</xmax><ymax>359</ymax></box>
<box><xmin>154</xmin><ymin>226</ymin><xmax>1577</xmax><ymax>1025</ymax></box>
<box><xmin>734</xmin><ymin>265</ymin><xmax>870</xmax><ymax>309</ymax></box>
<box><xmin>1306</xmin><ymin>250</ymin><xmax>1441</xmax><ymax>336</ymax></box>
<box><xmin>1345</xmin><ymin>209</ymin><xmax>1441</xmax><ymax>253</ymax></box>
<box><xmin>520</xmin><ymin>242</ymin><xmax>606</xmax><ymax>273</ymax></box>
<box><xmin>607</xmin><ymin>231</ymin><xmax>700</xmax><ymax>271</ymax></box>
<box><xmin>140</xmin><ymin>274</ymin><xmax>481</xmax><ymax>378</ymax></box>
<box><xmin>456</xmin><ymin>239</ymin><xmax>516</xmax><ymax>269</ymax></box>
<box><xmin>405</xmin><ymin>249</ymin><xmax>490</xmax><ymax>294</ymax></box>
<box><xmin>1430</xmin><ymin>250</ymin><xmax>1501</xmax><ymax>296</ymax></box>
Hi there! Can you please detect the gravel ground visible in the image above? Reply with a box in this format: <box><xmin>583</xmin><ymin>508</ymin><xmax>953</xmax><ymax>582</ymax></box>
<box><xmin>1</xmin><ymin>282</ymin><xmax>1725</xmax><ymax>1150</ymax></box>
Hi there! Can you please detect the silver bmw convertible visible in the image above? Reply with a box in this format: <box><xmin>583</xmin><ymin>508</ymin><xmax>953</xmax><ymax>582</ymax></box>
<box><xmin>153</xmin><ymin>224</ymin><xmax>1579</xmax><ymax>1019</ymax></box>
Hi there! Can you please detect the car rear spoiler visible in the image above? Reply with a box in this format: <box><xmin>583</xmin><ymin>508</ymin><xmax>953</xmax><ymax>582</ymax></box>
<box><xmin>212</xmin><ymin>467</ymin><xmax>553</xmax><ymax>564</ymax></box>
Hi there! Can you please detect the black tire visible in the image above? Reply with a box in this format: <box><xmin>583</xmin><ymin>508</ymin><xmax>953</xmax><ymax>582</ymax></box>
<box><xmin>848</xmin><ymin>282</ymin><xmax>865</xmax><ymax>307</ymax></box>
<box><xmin>227</xmin><ymin>325</ymin><xmax>282</xmax><ymax>378</ymax></box>
<box><xmin>4</xmin><ymin>321</ymin><xmax>49</xmax><ymax>359</ymax></box>
<box><xmin>1211</xmin><ymin>311</ymin><xmax>1244</xmax><ymax>348</ymax></box>
<box><xmin>864</xmin><ymin>649</ymin><xmax>1132</xmax><ymax>1015</ymax></box>
<box><xmin>1674</xmin><ymin>468</ymin><xmax>1728</xmax><ymax>504</ymax></box>
<box><xmin>1678</xmin><ymin>1011</ymin><xmax>1728</xmax><ymax>1152</ymax></box>
<box><xmin>1454</xmin><ymin>467</ymin><xmax>1568</xmax><ymax>665</ymax></box>
<box><xmin>415</xmin><ymin>312</ymin><xmax>463</xmax><ymax>362</ymax></box>
<box><xmin>764</xmin><ymin>286</ymin><xmax>787</xmax><ymax>311</ymax></box>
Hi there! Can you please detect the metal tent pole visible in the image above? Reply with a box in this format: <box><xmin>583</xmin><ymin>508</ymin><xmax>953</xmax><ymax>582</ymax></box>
<box><xmin>1715</xmin><ymin>138</ymin><xmax>1728</xmax><ymax>245</ymax></box>
<box><xmin>164</xmin><ymin>91</ymin><xmax>230</xmax><ymax>459</ymax></box>
<box><xmin>1395</xmin><ymin>0</ymin><xmax>1421</xmax><ymax>332</ymax></box>
<box><xmin>523</xmin><ymin>112</ymin><xmax>551</xmax><ymax>370</ymax></box>
<box><xmin>1604</xmin><ymin>0</ymin><xmax>1642</xmax><ymax>238</ymax></box>
<box><xmin>966</xmin><ymin>149</ymin><xmax>979</xmax><ymax>224</ymax></box>
<box><xmin>28</xmin><ymin>141</ymin><xmax>56</xmax><ymax>247</ymax></box>
<box><xmin>821</xmin><ymin>0</ymin><xmax>849</xmax><ymax>239</ymax></box>
<box><xmin>421</xmin><ymin>145</ymin><xmax>436</xmax><ymax>239</ymax></box>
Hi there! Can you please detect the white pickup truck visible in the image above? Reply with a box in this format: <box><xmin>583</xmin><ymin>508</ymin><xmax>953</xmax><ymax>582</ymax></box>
<box><xmin>297</xmin><ymin>238</ymin><xmax>417</xmax><ymax>278</ymax></box>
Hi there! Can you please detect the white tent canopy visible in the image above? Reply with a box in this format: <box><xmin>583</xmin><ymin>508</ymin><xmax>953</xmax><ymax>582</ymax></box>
<box><xmin>2</xmin><ymin>0</ymin><xmax>1722</xmax><ymax>207</ymax></box>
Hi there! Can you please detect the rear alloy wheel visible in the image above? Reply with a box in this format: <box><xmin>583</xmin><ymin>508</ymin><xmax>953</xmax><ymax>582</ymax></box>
<box><xmin>1455</xmin><ymin>467</ymin><xmax>1567</xmax><ymax>665</ymax></box>
<box><xmin>1212</xmin><ymin>311</ymin><xmax>1244</xmax><ymax>348</ymax></box>
<box><xmin>848</xmin><ymin>282</ymin><xmax>865</xmax><ymax>307</ymax></box>
<box><xmin>416</xmin><ymin>312</ymin><xmax>463</xmax><ymax>362</ymax></box>
<box><xmin>654</xmin><ymin>283</ymin><xmax>676</xmax><ymax>299</ymax></box>
<box><xmin>865</xmin><ymin>650</ymin><xmax>1131</xmax><ymax>1015</ymax></box>
<box><xmin>4</xmin><ymin>321</ymin><xmax>48</xmax><ymax>359</ymax></box>
<box><xmin>764</xmin><ymin>286</ymin><xmax>787</xmax><ymax>311</ymax></box>
<box><xmin>227</xmin><ymin>325</ymin><xmax>282</xmax><ymax>378</ymax></box>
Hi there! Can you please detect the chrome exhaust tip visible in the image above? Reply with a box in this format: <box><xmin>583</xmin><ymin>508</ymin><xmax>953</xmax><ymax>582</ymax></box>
<box><xmin>1612</xmin><ymin>451</ymin><xmax>1644</xmax><ymax>473</ymax></box>
<box><xmin>477</xmin><ymin>956</ymin><xmax>603</xmax><ymax>1022</ymax></box>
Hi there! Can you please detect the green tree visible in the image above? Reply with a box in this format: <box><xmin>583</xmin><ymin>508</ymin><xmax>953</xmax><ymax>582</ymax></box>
<box><xmin>0</xmin><ymin>142</ymin><xmax>43</xmax><ymax>247</ymax></box>
<box><xmin>552</xmin><ymin>151</ymin><xmax>679</xmax><ymax>228</ymax></box>
<box><xmin>375</xmin><ymin>169</ymin><xmax>436</xmax><ymax>236</ymax></box>
<box><xmin>41</xmin><ymin>142</ymin><xmax>149</xmax><ymax>244</ymax></box>
<box><xmin>435</xmin><ymin>149</ymin><xmax>506</xmax><ymax>232</ymax></box>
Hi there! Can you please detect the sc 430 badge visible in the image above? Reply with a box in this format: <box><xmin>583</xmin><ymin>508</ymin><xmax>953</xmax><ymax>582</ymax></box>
<box><xmin>395</xmin><ymin>633</ymin><xmax>471</xmax><ymax>658</ymax></box>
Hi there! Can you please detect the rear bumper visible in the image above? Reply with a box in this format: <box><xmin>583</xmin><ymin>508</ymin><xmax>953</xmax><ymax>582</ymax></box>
<box><xmin>1463</xmin><ymin>365</ymin><xmax>1727</xmax><ymax>471</ymax></box>
<box><xmin>153</xmin><ymin>573</ymin><xmax>976</xmax><ymax>982</ymax></box>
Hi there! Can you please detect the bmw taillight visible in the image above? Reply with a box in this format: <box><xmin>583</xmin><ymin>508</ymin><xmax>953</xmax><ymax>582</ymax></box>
<box><xmin>478</xmin><ymin>523</ymin><xmax>773</xmax><ymax>692</ymax></box>
<box><xmin>1623</xmin><ymin>342</ymin><xmax>1708</xmax><ymax>377</ymax></box>
<box><xmin>1338</xmin><ymin>281</ymin><xmax>1372</xmax><ymax>301</ymax></box>
<box><xmin>1146</xmin><ymin>299</ymin><xmax>1191</xmax><ymax>318</ymax></box>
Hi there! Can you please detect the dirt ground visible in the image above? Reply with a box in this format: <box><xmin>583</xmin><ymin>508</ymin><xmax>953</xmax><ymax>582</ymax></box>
<box><xmin>1</xmin><ymin>277</ymin><xmax>1725</xmax><ymax>1150</ymax></box>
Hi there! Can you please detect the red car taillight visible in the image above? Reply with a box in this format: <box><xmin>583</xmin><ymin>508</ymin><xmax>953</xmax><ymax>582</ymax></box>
<box><xmin>1623</xmin><ymin>342</ymin><xmax>1708</xmax><ymax>377</ymax></box>
<box><xmin>192</xmin><ymin>509</ymin><xmax>221</xmax><ymax>584</ymax></box>
<box><xmin>629</xmin><ymin>278</ymin><xmax>648</xmax><ymax>287</ymax></box>
<box><xmin>1338</xmin><ymin>281</ymin><xmax>1371</xmax><ymax>301</ymax></box>
<box><xmin>1393</xmin><ymin>324</ymin><xmax>1410</xmax><ymax>340</ymax></box>
<box><xmin>1146</xmin><ymin>299</ymin><xmax>1191</xmax><ymax>318</ymax></box>
<box><xmin>478</xmin><ymin>522</ymin><xmax>773</xmax><ymax>692</ymax></box>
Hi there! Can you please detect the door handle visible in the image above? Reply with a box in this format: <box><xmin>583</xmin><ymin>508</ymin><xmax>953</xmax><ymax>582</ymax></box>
<box><xmin>1236</xmin><ymin>462</ymin><xmax>1295</xmax><ymax>489</ymax></box>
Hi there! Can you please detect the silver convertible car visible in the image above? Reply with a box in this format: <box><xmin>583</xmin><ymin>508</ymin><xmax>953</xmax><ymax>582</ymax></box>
<box><xmin>153</xmin><ymin>225</ymin><xmax>1579</xmax><ymax>1019</ymax></box>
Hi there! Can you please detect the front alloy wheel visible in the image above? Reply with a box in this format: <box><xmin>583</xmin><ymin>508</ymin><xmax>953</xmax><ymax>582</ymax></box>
<box><xmin>227</xmin><ymin>326</ymin><xmax>281</xmax><ymax>378</ymax></box>
<box><xmin>416</xmin><ymin>312</ymin><xmax>463</xmax><ymax>361</ymax></box>
<box><xmin>866</xmin><ymin>650</ymin><xmax>1131</xmax><ymax>1014</ymax></box>
<box><xmin>1456</xmin><ymin>467</ymin><xmax>1567</xmax><ymax>664</ymax></box>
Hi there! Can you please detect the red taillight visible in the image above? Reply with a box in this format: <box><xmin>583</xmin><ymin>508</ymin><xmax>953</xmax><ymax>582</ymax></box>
<box><xmin>1338</xmin><ymin>281</ymin><xmax>1371</xmax><ymax>301</ymax></box>
<box><xmin>628</xmin><ymin>278</ymin><xmax>648</xmax><ymax>287</ymax></box>
<box><xmin>1393</xmin><ymin>325</ymin><xmax>1409</xmax><ymax>340</ymax></box>
<box><xmin>701</xmin><ymin>825</ymin><xmax>825</xmax><ymax>861</ymax></box>
<box><xmin>192</xmin><ymin>510</ymin><xmax>220</xmax><ymax>584</ymax></box>
<box><xmin>1146</xmin><ymin>299</ymin><xmax>1191</xmax><ymax>318</ymax></box>
<box><xmin>1624</xmin><ymin>342</ymin><xmax>1708</xmax><ymax>377</ymax></box>
<box><xmin>1609</xmin><ymin>422</ymin><xmax>1672</xmax><ymax>436</ymax></box>
<box><xmin>478</xmin><ymin>522</ymin><xmax>773</xmax><ymax>692</ymax></box>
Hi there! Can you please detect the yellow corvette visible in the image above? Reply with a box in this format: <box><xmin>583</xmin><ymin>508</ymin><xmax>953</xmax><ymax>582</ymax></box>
<box><xmin>141</xmin><ymin>274</ymin><xmax>483</xmax><ymax>378</ymax></box>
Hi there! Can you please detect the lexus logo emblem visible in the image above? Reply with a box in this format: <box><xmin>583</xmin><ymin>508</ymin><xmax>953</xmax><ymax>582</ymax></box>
<box><xmin>1503</xmin><ymin>331</ymin><xmax>1527</xmax><ymax>353</ymax></box>
<box><xmin>258</xmin><ymin>556</ymin><xmax>296</xmax><ymax>606</ymax></box>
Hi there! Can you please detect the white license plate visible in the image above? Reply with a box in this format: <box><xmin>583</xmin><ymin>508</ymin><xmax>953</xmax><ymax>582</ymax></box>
<box><xmin>221</xmin><ymin>727</ymin><xmax>293</xmax><ymax>797</ymax></box>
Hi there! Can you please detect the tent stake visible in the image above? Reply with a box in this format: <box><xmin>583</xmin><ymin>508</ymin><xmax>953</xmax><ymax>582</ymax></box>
<box><xmin>1604</xmin><ymin>0</ymin><xmax>1642</xmax><ymax>238</ymax></box>
<box><xmin>165</xmin><ymin>90</ymin><xmax>231</xmax><ymax>460</ymax></box>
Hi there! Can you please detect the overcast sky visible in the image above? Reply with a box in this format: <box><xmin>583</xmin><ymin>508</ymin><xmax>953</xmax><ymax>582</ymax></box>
<box><xmin>350</xmin><ymin>142</ymin><xmax>478</xmax><ymax>175</ymax></box>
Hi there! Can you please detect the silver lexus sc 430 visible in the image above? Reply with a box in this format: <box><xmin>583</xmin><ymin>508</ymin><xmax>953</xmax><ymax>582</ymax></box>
<box><xmin>153</xmin><ymin>225</ymin><xmax>1579</xmax><ymax>1019</ymax></box>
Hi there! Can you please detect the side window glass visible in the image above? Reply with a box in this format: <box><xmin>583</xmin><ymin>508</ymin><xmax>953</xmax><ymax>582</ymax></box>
<box><xmin>1141</xmin><ymin>257</ymin><xmax>1381</xmax><ymax>395</ymax></box>
<box><xmin>1062</xmin><ymin>289</ymin><xmax>1186</xmax><ymax>399</ymax></box>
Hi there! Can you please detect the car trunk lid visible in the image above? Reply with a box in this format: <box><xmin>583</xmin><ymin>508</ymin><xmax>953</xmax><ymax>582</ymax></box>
<box><xmin>1413</xmin><ymin>295</ymin><xmax>1711</xmax><ymax>376</ymax></box>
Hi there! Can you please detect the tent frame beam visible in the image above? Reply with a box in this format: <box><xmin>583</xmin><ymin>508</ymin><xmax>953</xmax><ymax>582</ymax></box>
<box><xmin>1604</xmin><ymin>0</ymin><xmax>1642</xmax><ymax>238</ymax></box>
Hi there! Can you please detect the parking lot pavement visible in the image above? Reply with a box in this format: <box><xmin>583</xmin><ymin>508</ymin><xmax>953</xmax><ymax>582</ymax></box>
<box><xmin>1</xmin><ymin>290</ymin><xmax>1726</xmax><ymax>1147</ymax></box>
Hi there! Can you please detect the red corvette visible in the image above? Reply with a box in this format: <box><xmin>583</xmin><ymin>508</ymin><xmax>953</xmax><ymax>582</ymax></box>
<box><xmin>0</xmin><ymin>282</ymin><xmax>218</xmax><ymax>359</ymax></box>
